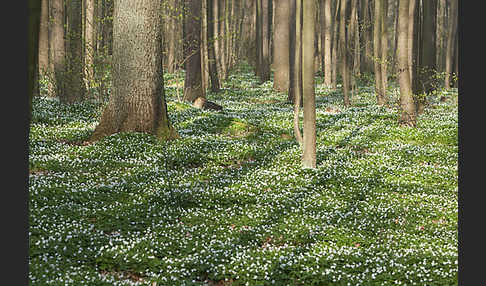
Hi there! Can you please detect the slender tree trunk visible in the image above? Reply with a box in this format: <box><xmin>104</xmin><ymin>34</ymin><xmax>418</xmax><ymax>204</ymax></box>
<box><xmin>374</xmin><ymin>0</ymin><xmax>385</xmax><ymax>105</ymax></box>
<box><xmin>380</xmin><ymin>0</ymin><xmax>388</xmax><ymax>103</ymax></box>
<box><xmin>444</xmin><ymin>0</ymin><xmax>457</xmax><ymax>89</ymax></box>
<box><xmin>322</xmin><ymin>0</ymin><xmax>332</xmax><ymax>86</ymax></box>
<box><xmin>183</xmin><ymin>0</ymin><xmax>205</xmax><ymax>102</ymax></box>
<box><xmin>38</xmin><ymin>0</ymin><xmax>49</xmax><ymax>82</ymax></box>
<box><xmin>408</xmin><ymin>0</ymin><xmax>416</xmax><ymax>81</ymax></box>
<box><xmin>288</xmin><ymin>0</ymin><xmax>303</xmax><ymax>104</ymax></box>
<box><xmin>85</xmin><ymin>0</ymin><xmax>96</xmax><ymax>91</ymax></box>
<box><xmin>29</xmin><ymin>0</ymin><xmax>41</xmax><ymax>118</ymax></box>
<box><xmin>331</xmin><ymin>0</ymin><xmax>340</xmax><ymax>89</ymax></box>
<box><xmin>273</xmin><ymin>0</ymin><xmax>290</xmax><ymax>92</ymax></box>
<box><xmin>290</xmin><ymin>0</ymin><xmax>303</xmax><ymax>145</ymax></box>
<box><xmin>302</xmin><ymin>0</ymin><xmax>316</xmax><ymax>168</ymax></box>
<box><xmin>167</xmin><ymin>0</ymin><xmax>178</xmax><ymax>73</ymax></box>
<box><xmin>261</xmin><ymin>0</ymin><xmax>271</xmax><ymax>82</ymax></box>
<box><xmin>91</xmin><ymin>0</ymin><xmax>177</xmax><ymax>142</ymax></box>
<box><xmin>256</xmin><ymin>0</ymin><xmax>263</xmax><ymax>77</ymax></box>
<box><xmin>64</xmin><ymin>0</ymin><xmax>85</xmax><ymax>103</ymax></box>
<box><xmin>51</xmin><ymin>0</ymin><xmax>65</xmax><ymax>98</ymax></box>
<box><xmin>201</xmin><ymin>0</ymin><xmax>209</xmax><ymax>92</ymax></box>
<box><xmin>340</xmin><ymin>0</ymin><xmax>350</xmax><ymax>107</ymax></box>
<box><xmin>397</xmin><ymin>0</ymin><xmax>416</xmax><ymax>127</ymax></box>
<box><xmin>207</xmin><ymin>0</ymin><xmax>221</xmax><ymax>92</ymax></box>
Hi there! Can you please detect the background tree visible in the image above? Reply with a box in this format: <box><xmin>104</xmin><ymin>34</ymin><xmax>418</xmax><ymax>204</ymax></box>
<box><xmin>444</xmin><ymin>0</ymin><xmax>457</xmax><ymax>89</ymax></box>
<box><xmin>340</xmin><ymin>0</ymin><xmax>351</xmax><ymax>107</ymax></box>
<box><xmin>207</xmin><ymin>0</ymin><xmax>221</xmax><ymax>92</ymax></box>
<box><xmin>90</xmin><ymin>0</ymin><xmax>177</xmax><ymax>142</ymax></box>
<box><xmin>182</xmin><ymin>0</ymin><xmax>205</xmax><ymax>102</ymax></box>
<box><xmin>374</xmin><ymin>0</ymin><xmax>388</xmax><ymax>105</ymax></box>
<box><xmin>302</xmin><ymin>0</ymin><xmax>316</xmax><ymax>168</ymax></box>
<box><xmin>397</xmin><ymin>0</ymin><xmax>416</xmax><ymax>127</ymax></box>
<box><xmin>29</xmin><ymin>0</ymin><xmax>42</xmax><ymax>119</ymax></box>
<box><xmin>63</xmin><ymin>0</ymin><xmax>85</xmax><ymax>103</ymax></box>
<box><xmin>321</xmin><ymin>0</ymin><xmax>332</xmax><ymax>87</ymax></box>
<box><xmin>85</xmin><ymin>0</ymin><xmax>96</xmax><ymax>90</ymax></box>
<box><xmin>272</xmin><ymin>0</ymin><xmax>290</xmax><ymax>92</ymax></box>
<box><xmin>289</xmin><ymin>0</ymin><xmax>303</xmax><ymax>145</ymax></box>
<box><xmin>37</xmin><ymin>0</ymin><xmax>49</xmax><ymax>96</ymax></box>
<box><xmin>50</xmin><ymin>0</ymin><xmax>66</xmax><ymax>98</ymax></box>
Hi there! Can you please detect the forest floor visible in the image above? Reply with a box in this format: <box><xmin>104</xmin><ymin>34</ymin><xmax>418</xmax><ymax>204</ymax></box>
<box><xmin>29</xmin><ymin>63</ymin><xmax>458</xmax><ymax>285</ymax></box>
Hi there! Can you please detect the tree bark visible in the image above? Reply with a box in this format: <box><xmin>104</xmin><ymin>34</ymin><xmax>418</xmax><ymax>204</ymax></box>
<box><xmin>261</xmin><ymin>0</ymin><xmax>271</xmax><ymax>82</ymax></box>
<box><xmin>38</xmin><ymin>0</ymin><xmax>49</xmax><ymax>81</ymax></box>
<box><xmin>29</xmin><ymin>0</ymin><xmax>41</xmax><ymax>118</ymax></box>
<box><xmin>51</xmin><ymin>0</ymin><xmax>65</xmax><ymax>99</ymax></box>
<box><xmin>322</xmin><ymin>0</ymin><xmax>332</xmax><ymax>86</ymax></box>
<box><xmin>207</xmin><ymin>0</ymin><xmax>221</xmax><ymax>92</ymax></box>
<box><xmin>272</xmin><ymin>0</ymin><xmax>290</xmax><ymax>92</ymax></box>
<box><xmin>290</xmin><ymin>0</ymin><xmax>303</xmax><ymax>145</ymax></box>
<box><xmin>85</xmin><ymin>0</ymin><xmax>96</xmax><ymax>90</ymax></box>
<box><xmin>397</xmin><ymin>0</ymin><xmax>416</xmax><ymax>127</ymax></box>
<box><xmin>444</xmin><ymin>0</ymin><xmax>457</xmax><ymax>89</ymax></box>
<box><xmin>302</xmin><ymin>0</ymin><xmax>316</xmax><ymax>168</ymax></box>
<box><xmin>340</xmin><ymin>0</ymin><xmax>350</xmax><ymax>107</ymax></box>
<box><xmin>90</xmin><ymin>0</ymin><xmax>177</xmax><ymax>142</ymax></box>
<box><xmin>64</xmin><ymin>0</ymin><xmax>85</xmax><ymax>103</ymax></box>
<box><xmin>183</xmin><ymin>0</ymin><xmax>205</xmax><ymax>102</ymax></box>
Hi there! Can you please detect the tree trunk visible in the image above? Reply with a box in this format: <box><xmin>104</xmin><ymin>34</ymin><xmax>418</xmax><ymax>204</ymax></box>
<box><xmin>397</xmin><ymin>0</ymin><xmax>416</xmax><ymax>127</ymax></box>
<box><xmin>331</xmin><ymin>0</ymin><xmax>340</xmax><ymax>89</ymax></box>
<box><xmin>85</xmin><ymin>0</ymin><xmax>96</xmax><ymax>92</ymax></box>
<box><xmin>261</xmin><ymin>0</ymin><xmax>271</xmax><ymax>82</ymax></box>
<box><xmin>201</xmin><ymin>0</ymin><xmax>209</xmax><ymax>92</ymax></box>
<box><xmin>90</xmin><ymin>0</ymin><xmax>177</xmax><ymax>142</ymax></box>
<box><xmin>322</xmin><ymin>0</ymin><xmax>332</xmax><ymax>86</ymax></box>
<box><xmin>64</xmin><ymin>0</ymin><xmax>85</xmax><ymax>103</ymax></box>
<box><xmin>167</xmin><ymin>0</ymin><xmax>178</xmax><ymax>73</ymax></box>
<box><xmin>340</xmin><ymin>0</ymin><xmax>350</xmax><ymax>107</ymax></box>
<box><xmin>207</xmin><ymin>0</ymin><xmax>221</xmax><ymax>92</ymax></box>
<box><xmin>38</xmin><ymin>0</ymin><xmax>49</xmax><ymax>83</ymax></box>
<box><xmin>373</xmin><ymin>0</ymin><xmax>385</xmax><ymax>105</ymax></box>
<box><xmin>302</xmin><ymin>0</ymin><xmax>316</xmax><ymax>168</ymax></box>
<box><xmin>29</xmin><ymin>0</ymin><xmax>41</xmax><ymax>118</ymax></box>
<box><xmin>51</xmin><ymin>0</ymin><xmax>65</xmax><ymax>99</ymax></box>
<box><xmin>359</xmin><ymin>0</ymin><xmax>373</xmax><ymax>74</ymax></box>
<box><xmin>444</xmin><ymin>0</ymin><xmax>457</xmax><ymax>89</ymax></box>
<box><xmin>273</xmin><ymin>0</ymin><xmax>290</xmax><ymax>92</ymax></box>
<box><xmin>380</xmin><ymin>0</ymin><xmax>388</xmax><ymax>103</ymax></box>
<box><xmin>289</xmin><ymin>0</ymin><xmax>303</xmax><ymax>145</ymax></box>
<box><xmin>183</xmin><ymin>0</ymin><xmax>205</xmax><ymax>102</ymax></box>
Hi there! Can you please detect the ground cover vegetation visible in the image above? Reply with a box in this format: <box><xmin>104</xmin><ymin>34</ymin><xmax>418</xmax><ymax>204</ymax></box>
<box><xmin>29</xmin><ymin>62</ymin><xmax>458</xmax><ymax>285</ymax></box>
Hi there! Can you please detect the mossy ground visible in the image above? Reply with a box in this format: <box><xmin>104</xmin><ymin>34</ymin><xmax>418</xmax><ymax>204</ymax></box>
<box><xmin>29</xmin><ymin>62</ymin><xmax>458</xmax><ymax>285</ymax></box>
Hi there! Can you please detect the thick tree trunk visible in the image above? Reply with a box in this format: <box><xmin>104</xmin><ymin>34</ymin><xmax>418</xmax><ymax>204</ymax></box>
<box><xmin>90</xmin><ymin>0</ymin><xmax>177</xmax><ymax>142</ymax></box>
<box><xmin>64</xmin><ymin>0</ymin><xmax>85</xmax><ymax>103</ymax></box>
<box><xmin>273</xmin><ymin>0</ymin><xmax>290</xmax><ymax>92</ymax></box>
<box><xmin>302</xmin><ymin>0</ymin><xmax>316</xmax><ymax>168</ymax></box>
<box><xmin>183</xmin><ymin>0</ymin><xmax>205</xmax><ymax>102</ymax></box>
<box><xmin>397</xmin><ymin>0</ymin><xmax>416</xmax><ymax>127</ymax></box>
